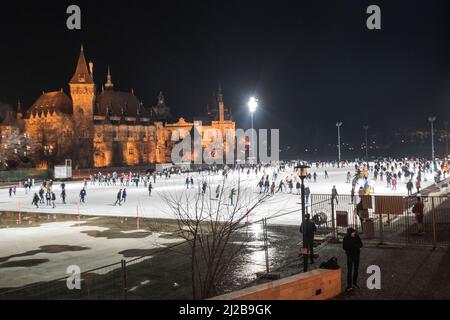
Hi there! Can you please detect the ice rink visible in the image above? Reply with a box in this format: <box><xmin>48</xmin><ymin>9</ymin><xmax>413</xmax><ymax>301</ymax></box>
<box><xmin>0</xmin><ymin>164</ymin><xmax>436</xmax><ymax>226</ymax></box>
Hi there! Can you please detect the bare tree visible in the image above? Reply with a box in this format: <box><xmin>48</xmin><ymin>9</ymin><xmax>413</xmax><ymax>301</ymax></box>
<box><xmin>161</xmin><ymin>174</ymin><xmax>273</xmax><ymax>299</ymax></box>
<box><xmin>0</xmin><ymin>129</ymin><xmax>37</xmax><ymax>169</ymax></box>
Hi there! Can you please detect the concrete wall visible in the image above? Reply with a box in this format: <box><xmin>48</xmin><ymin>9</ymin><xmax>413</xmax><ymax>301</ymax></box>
<box><xmin>211</xmin><ymin>269</ymin><xmax>341</xmax><ymax>300</ymax></box>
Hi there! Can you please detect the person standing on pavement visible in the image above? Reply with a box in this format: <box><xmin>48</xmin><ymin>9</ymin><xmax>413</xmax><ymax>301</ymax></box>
<box><xmin>412</xmin><ymin>197</ymin><xmax>424</xmax><ymax>234</ymax></box>
<box><xmin>343</xmin><ymin>227</ymin><xmax>363</xmax><ymax>292</ymax></box>
<box><xmin>299</xmin><ymin>213</ymin><xmax>317</xmax><ymax>264</ymax></box>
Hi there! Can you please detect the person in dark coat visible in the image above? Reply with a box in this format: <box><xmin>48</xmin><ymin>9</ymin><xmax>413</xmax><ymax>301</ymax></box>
<box><xmin>148</xmin><ymin>182</ymin><xmax>153</xmax><ymax>196</ymax></box>
<box><xmin>122</xmin><ymin>188</ymin><xmax>127</xmax><ymax>203</ymax></box>
<box><xmin>299</xmin><ymin>213</ymin><xmax>317</xmax><ymax>264</ymax></box>
<box><xmin>114</xmin><ymin>189</ymin><xmax>122</xmax><ymax>206</ymax></box>
<box><xmin>61</xmin><ymin>189</ymin><xmax>66</xmax><ymax>204</ymax></box>
<box><xmin>79</xmin><ymin>188</ymin><xmax>87</xmax><ymax>203</ymax></box>
<box><xmin>32</xmin><ymin>192</ymin><xmax>40</xmax><ymax>208</ymax></box>
<box><xmin>343</xmin><ymin>227</ymin><xmax>363</xmax><ymax>291</ymax></box>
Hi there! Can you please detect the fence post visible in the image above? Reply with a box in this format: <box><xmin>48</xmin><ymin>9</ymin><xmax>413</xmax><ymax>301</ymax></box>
<box><xmin>330</xmin><ymin>195</ymin><xmax>337</xmax><ymax>241</ymax></box>
<box><xmin>121</xmin><ymin>259</ymin><xmax>128</xmax><ymax>300</ymax></box>
<box><xmin>263</xmin><ymin>218</ymin><xmax>270</xmax><ymax>274</ymax></box>
<box><xmin>431</xmin><ymin>197</ymin><xmax>437</xmax><ymax>248</ymax></box>
<box><xmin>378</xmin><ymin>210</ymin><xmax>384</xmax><ymax>245</ymax></box>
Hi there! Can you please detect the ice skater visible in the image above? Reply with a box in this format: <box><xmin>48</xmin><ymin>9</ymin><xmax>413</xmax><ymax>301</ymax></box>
<box><xmin>32</xmin><ymin>192</ymin><xmax>40</xmax><ymax>208</ymax></box>
<box><xmin>114</xmin><ymin>189</ymin><xmax>123</xmax><ymax>206</ymax></box>
<box><xmin>148</xmin><ymin>182</ymin><xmax>153</xmax><ymax>196</ymax></box>
<box><xmin>122</xmin><ymin>188</ymin><xmax>127</xmax><ymax>203</ymax></box>
<box><xmin>80</xmin><ymin>188</ymin><xmax>87</xmax><ymax>203</ymax></box>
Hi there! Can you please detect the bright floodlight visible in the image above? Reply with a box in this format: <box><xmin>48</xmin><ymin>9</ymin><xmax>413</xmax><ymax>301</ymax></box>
<box><xmin>248</xmin><ymin>97</ymin><xmax>258</xmax><ymax>113</ymax></box>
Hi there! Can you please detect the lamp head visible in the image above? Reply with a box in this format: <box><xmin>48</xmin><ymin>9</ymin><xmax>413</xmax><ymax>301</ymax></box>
<box><xmin>295</xmin><ymin>164</ymin><xmax>310</xmax><ymax>178</ymax></box>
<box><xmin>248</xmin><ymin>97</ymin><xmax>258</xmax><ymax>113</ymax></box>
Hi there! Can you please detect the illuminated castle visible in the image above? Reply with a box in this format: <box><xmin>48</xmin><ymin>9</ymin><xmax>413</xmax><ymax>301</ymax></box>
<box><xmin>0</xmin><ymin>46</ymin><xmax>235</xmax><ymax>168</ymax></box>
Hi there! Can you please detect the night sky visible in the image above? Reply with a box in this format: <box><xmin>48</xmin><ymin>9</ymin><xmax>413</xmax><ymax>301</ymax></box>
<box><xmin>1</xmin><ymin>0</ymin><xmax>450</xmax><ymax>159</ymax></box>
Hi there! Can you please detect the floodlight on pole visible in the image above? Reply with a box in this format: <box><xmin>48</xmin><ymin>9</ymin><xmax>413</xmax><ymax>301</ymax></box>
<box><xmin>336</xmin><ymin>122</ymin><xmax>343</xmax><ymax>167</ymax></box>
<box><xmin>428</xmin><ymin>116</ymin><xmax>436</xmax><ymax>160</ymax></box>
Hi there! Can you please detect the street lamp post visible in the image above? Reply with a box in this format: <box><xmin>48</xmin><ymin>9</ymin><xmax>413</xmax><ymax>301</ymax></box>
<box><xmin>428</xmin><ymin>116</ymin><xmax>436</xmax><ymax>160</ymax></box>
<box><xmin>336</xmin><ymin>122</ymin><xmax>342</xmax><ymax>167</ymax></box>
<box><xmin>296</xmin><ymin>164</ymin><xmax>310</xmax><ymax>272</ymax></box>
<box><xmin>248</xmin><ymin>97</ymin><xmax>258</xmax><ymax>164</ymax></box>
<box><xmin>363</xmin><ymin>125</ymin><xmax>369</xmax><ymax>160</ymax></box>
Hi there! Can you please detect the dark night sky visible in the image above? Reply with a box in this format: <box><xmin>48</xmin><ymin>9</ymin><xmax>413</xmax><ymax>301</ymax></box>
<box><xmin>1</xmin><ymin>0</ymin><xmax>450</xmax><ymax>157</ymax></box>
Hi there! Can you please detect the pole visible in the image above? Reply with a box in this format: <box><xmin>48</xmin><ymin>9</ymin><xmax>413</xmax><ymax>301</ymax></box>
<box><xmin>429</xmin><ymin>116</ymin><xmax>436</xmax><ymax>160</ymax></box>
<box><xmin>136</xmin><ymin>205</ymin><xmax>140</xmax><ymax>230</ymax></box>
<box><xmin>431</xmin><ymin>120</ymin><xmax>435</xmax><ymax>160</ymax></box>
<box><xmin>331</xmin><ymin>194</ymin><xmax>337</xmax><ymax>241</ymax></box>
<box><xmin>250</xmin><ymin>112</ymin><xmax>255</xmax><ymax>164</ymax></box>
<box><xmin>300</xmin><ymin>176</ymin><xmax>308</xmax><ymax>272</ymax></box>
<box><xmin>336</xmin><ymin>122</ymin><xmax>342</xmax><ymax>168</ymax></box>
<box><xmin>18</xmin><ymin>201</ymin><xmax>21</xmax><ymax>225</ymax></box>
<box><xmin>364</xmin><ymin>125</ymin><xmax>369</xmax><ymax>160</ymax></box>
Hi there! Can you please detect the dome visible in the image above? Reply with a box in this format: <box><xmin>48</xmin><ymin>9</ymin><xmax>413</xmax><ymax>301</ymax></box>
<box><xmin>28</xmin><ymin>91</ymin><xmax>73</xmax><ymax>116</ymax></box>
<box><xmin>95</xmin><ymin>90</ymin><xmax>147</xmax><ymax>117</ymax></box>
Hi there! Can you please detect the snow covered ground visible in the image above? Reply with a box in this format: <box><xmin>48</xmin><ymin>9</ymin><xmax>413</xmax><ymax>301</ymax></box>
<box><xmin>0</xmin><ymin>219</ymin><xmax>180</xmax><ymax>288</ymax></box>
<box><xmin>0</xmin><ymin>164</ymin><xmax>436</xmax><ymax>226</ymax></box>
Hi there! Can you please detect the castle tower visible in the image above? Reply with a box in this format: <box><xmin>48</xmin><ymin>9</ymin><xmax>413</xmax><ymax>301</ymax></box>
<box><xmin>104</xmin><ymin>65</ymin><xmax>114</xmax><ymax>90</ymax></box>
<box><xmin>69</xmin><ymin>45</ymin><xmax>96</xmax><ymax>166</ymax></box>
<box><xmin>217</xmin><ymin>85</ymin><xmax>225</xmax><ymax>122</ymax></box>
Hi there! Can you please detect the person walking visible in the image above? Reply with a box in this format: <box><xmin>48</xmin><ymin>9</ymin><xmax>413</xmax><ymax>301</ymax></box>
<box><xmin>215</xmin><ymin>184</ymin><xmax>220</xmax><ymax>198</ymax></box>
<box><xmin>32</xmin><ymin>192</ymin><xmax>40</xmax><ymax>208</ymax></box>
<box><xmin>407</xmin><ymin>179</ymin><xmax>413</xmax><ymax>196</ymax></box>
<box><xmin>229</xmin><ymin>188</ymin><xmax>236</xmax><ymax>206</ymax></box>
<box><xmin>148</xmin><ymin>182</ymin><xmax>153</xmax><ymax>196</ymax></box>
<box><xmin>296</xmin><ymin>181</ymin><xmax>301</xmax><ymax>195</ymax></box>
<box><xmin>304</xmin><ymin>186</ymin><xmax>311</xmax><ymax>205</ymax></box>
<box><xmin>51</xmin><ymin>191</ymin><xmax>56</xmax><ymax>208</ymax></box>
<box><xmin>415</xmin><ymin>179</ymin><xmax>421</xmax><ymax>194</ymax></box>
<box><xmin>270</xmin><ymin>181</ymin><xmax>275</xmax><ymax>195</ymax></box>
<box><xmin>39</xmin><ymin>187</ymin><xmax>45</xmax><ymax>204</ymax></box>
<box><xmin>343</xmin><ymin>227</ymin><xmax>363</xmax><ymax>292</ymax></box>
<box><xmin>412</xmin><ymin>197</ymin><xmax>424</xmax><ymax>234</ymax></box>
<box><xmin>61</xmin><ymin>189</ymin><xmax>66</xmax><ymax>204</ymax></box>
<box><xmin>122</xmin><ymin>188</ymin><xmax>127</xmax><ymax>203</ymax></box>
<box><xmin>8</xmin><ymin>187</ymin><xmax>13</xmax><ymax>198</ymax></box>
<box><xmin>313</xmin><ymin>172</ymin><xmax>317</xmax><ymax>182</ymax></box>
<box><xmin>331</xmin><ymin>185</ymin><xmax>339</xmax><ymax>205</ymax></box>
<box><xmin>114</xmin><ymin>189</ymin><xmax>122</xmax><ymax>206</ymax></box>
<box><xmin>79</xmin><ymin>188</ymin><xmax>87</xmax><ymax>203</ymax></box>
<box><xmin>299</xmin><ymin>213</ymin><xmax>317</xmax><ymax>264</ymax></box>
<box><xmin>45</xmin><ymin>191</ymin><xmax>51</xmax><ymax>206</ymax></box>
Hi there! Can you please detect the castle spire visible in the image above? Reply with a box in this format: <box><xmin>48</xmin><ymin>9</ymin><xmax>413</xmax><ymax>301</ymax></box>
<box><xmin>158</xmin><ymin>91</ymin><xmax>164</xmax><ymax>103</ymax></box>
<box><xmin>16</xmin><ymin>99</ymin><xmax>23</xmax><ymax>120</ymax></box>
<box><xmin>217</xmin><ymin>84</ymin><xmax>223</xmax><ymax>103</ymax></box>
<box><xmin>70</xmin><ymin>45</ymin><xmax>94</xmax><ymax>84</ymax></box>
<box><xmin>105</xmin><ymin>65</ymin><xmax>114</xmax><ymax>90</ymax></box>
<box><xmin>217</xmin><ymin>84</ymin><xmax>224</xmax><ymax>121</ymax></box>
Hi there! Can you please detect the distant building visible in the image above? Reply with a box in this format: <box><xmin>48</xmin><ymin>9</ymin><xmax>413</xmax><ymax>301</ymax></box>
<box><xmin>1</xmin><ymin>46</ymin><xmax>235</xmax><ymax>168</ymax></box>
